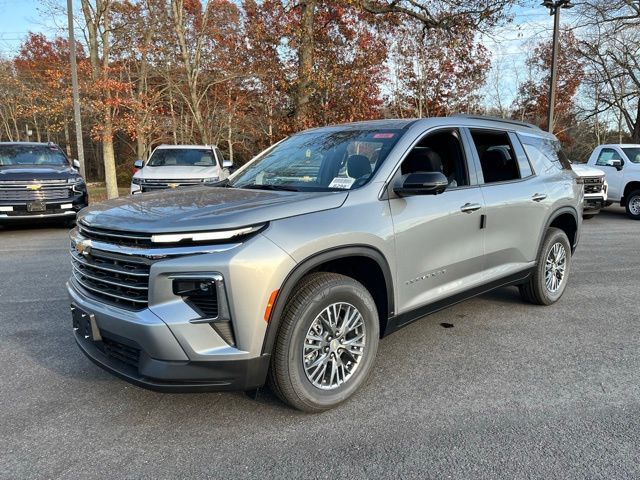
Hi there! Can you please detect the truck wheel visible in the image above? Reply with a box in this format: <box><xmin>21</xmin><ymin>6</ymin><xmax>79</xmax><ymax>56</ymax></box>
<box><xmin>625</xmin><ymin>190</ymin><xmax>640</xmax><ymax>220</ymax></box>
<box><xmin>519</xmin><ymin>227</ymin><xmax>572</xmax><ymax>306</ymax></box>
<box><xmin>268</xmin><ymin>272</ymin><xmax>379</xmax><ymax>412</ymax></box>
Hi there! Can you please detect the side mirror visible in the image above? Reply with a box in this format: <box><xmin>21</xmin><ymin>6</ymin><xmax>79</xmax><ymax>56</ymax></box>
<box><xmin>223</xmin><ymin>159</ymin><xmax>233</xmax><ymax>169</ymax></box>
<box><xmin>606</xmin><ymin>159</ymin><xmax>623</xmax><ymax>171</ymax></box>
<box><xmin>134</xmin><ymin>159</ymin><xmax>144</xmax><ymax>169</ymax></box>
<box><xmin>72</xmin><ymin>159</ymin><xmax>80</xmax><ymax>168</ymax></box>
<box><xmin>393</xmin><ymin>172</ymin><xmax>449</xmax><ymax>197</ymax></box>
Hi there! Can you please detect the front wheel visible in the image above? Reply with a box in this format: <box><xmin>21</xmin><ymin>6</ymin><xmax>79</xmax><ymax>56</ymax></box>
<box><xmin>519</xmin><ymin>227</ymin><xmax>572</xmax><ymax>305</ymax></box>
<box><xmin>625</xmin><ymin>190</ymin><xmax>640</xmax><ymax>220</ymax></box>
<box><xmin>268</xmin><ymin>272</ymin><xmax>379</xmax><ymax>412</ymax></box>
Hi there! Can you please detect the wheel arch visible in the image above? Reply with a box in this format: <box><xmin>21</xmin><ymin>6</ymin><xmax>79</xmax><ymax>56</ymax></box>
<box><xmin>542</xmin><ymin>207</ymin><xmax>579</xmax><ymax>254</ymax></box>
<box><xmin>261</xmin><ymin>245</ymin><xmax>394</xmax><ymax>355</ymax></box>
<box><xmin>621</xmin><ymin>181</ymin><xmax>640</xmax><ymax>206</ymax></box>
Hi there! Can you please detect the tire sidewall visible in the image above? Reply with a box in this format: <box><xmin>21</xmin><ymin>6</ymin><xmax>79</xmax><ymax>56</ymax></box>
<box><xmin>625</xmin><ymin>191</ymin><xmax>640</xmax><ymax>220</ymax></box>
<box><xmin>285</xmin><ymin>281</ymin><xmax>379</xmax><ymax>410</ymax></box>
<box><xmin>536</xmin><ymin>229</ymin><xmax>571</xmax><ymax>304</ymax></box>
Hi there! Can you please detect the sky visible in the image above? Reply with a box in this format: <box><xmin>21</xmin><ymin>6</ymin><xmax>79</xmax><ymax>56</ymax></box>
<box><xmin>0</xmin><ymin>1</ymin><xmax>576</xmax><ymax>107</ymax></box>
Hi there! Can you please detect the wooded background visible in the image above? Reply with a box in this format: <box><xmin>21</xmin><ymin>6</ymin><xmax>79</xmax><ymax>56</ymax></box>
<box><xmin>0</xmin><ymin>0</ymin><xmax>638</xmax><ymax>198</ymax></box>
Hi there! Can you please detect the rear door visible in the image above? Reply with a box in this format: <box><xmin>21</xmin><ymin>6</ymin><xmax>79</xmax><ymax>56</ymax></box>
<box><xmin>389</xmin><ymin>127</ymin><xmax>486</xmax><ymax>314</ymax></box>
<box><xmin>465</xmin><ymin>128</ymin><xmax>548</xmax><ymax>277</ymax></box>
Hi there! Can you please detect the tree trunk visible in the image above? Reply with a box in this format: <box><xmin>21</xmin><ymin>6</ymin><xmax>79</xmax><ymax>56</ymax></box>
<box><xmin>102</xmin><ymin>112</ymin><xmax>119</xmax><ymax>199</ymax></box>
<box><xmin>294</xmin><ymin>0</ymin><xmax>316</xmax><ymax>129</ymax></box>
<box><xmin>633</xmin><ymin>100</ymin><xmax>640</xmax><ymax>143</ymax></box>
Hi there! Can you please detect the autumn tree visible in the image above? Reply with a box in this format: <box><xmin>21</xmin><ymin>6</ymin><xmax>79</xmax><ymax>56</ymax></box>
<box><xmin>514</xmin><ymin>30</ymin><xmax>584</xmax><ymax>141</ymax></box>
<box><xmin>387</xmin><ymin>24</ymin><xmax>489</xmax><ymax>118</ymax></box>
<box><xmin>81</xmin><ymin>0</ymin><xmax>122</xmax><ymax>199</ymax></box>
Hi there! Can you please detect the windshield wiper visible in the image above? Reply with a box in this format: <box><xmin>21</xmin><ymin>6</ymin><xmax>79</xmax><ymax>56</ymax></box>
<box><xmin>236</xmin><ymin>184</ymin><xmax>300</xmax><ymax>192</ymax></box>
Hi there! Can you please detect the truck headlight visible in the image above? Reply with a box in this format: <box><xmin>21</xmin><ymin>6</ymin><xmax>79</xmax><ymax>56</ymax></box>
<box><xmin>202</xmin><ymin>177</ymin><xmax>219</xmax><ymax>183</ymax></box>
<box><xmin>131</xmin><ymin>177</ymin><xmax>143</xmax><ymax>185</ymax></box>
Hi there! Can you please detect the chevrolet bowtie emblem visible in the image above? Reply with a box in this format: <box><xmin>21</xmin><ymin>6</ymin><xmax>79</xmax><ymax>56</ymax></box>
<box><xmin>167</xmin><ymin>183</ymin><xmax>180</xmax><ymax>189</ymax></box>
<box><xmin>74</xmin><ymin>239</ymin><xmax>92</xmax><ymax>256</ymax></box>
<box><xmin>26</xmin><ymin>184</ymin><xmax>42</xmax><ymax>190</ymax></box>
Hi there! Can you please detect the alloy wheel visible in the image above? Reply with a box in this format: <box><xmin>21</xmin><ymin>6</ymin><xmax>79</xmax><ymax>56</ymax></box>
<box><xmin>545</xmin><ymin>242</ymin><xmax>567</xmax><ymax>293</ymax></box>
<box><xmin>302</xmin><ymin>302</ymin><xmax>366</xmax><ymax>390</ymax></box>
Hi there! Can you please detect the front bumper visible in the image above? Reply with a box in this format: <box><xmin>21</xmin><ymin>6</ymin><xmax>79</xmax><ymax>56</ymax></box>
<box><xmin>583</xmin><ymin>195</ymin><xmax>606</xmax><ymax>213</ymax></box>
<box><xmin>69</xmin><ymin>287</ymin><xmax>270</xmax><ymax>392</ymax></box>
<box><xmin>0</xmin><ymin>194</ymin><xmax>87</xmax><ymax>220</ymax></box>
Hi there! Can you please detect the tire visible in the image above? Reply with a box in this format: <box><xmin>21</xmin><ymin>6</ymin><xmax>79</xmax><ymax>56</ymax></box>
<box><xmin>519</xmin><ymin>227</ymin><xmax>572</xmax><ymax>306</ymax></box>
<box><xmin>582</xmin><ymin>214</ymin><xmax>596</xmax><ymax>220</ymax></box>
<box><xmin>268</xmin><ymin>272</ymin><xmax>379</xmax><ymax>412</ymax></box>
<box><xmin>625</xmin><ymin>189</ymin><xmax>640</xmax><ymax>220</ymax></box>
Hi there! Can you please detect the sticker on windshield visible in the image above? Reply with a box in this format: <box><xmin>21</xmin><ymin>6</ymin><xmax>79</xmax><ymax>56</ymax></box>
<box><xmin>328</xmin><ymin>177</ymin><xmax>355</xmax><ymax>189</ymax></box>
<box><xmin>373</xmin><ymin>133</ymin><xmax>395</xmax><ymax>139</ymax></box>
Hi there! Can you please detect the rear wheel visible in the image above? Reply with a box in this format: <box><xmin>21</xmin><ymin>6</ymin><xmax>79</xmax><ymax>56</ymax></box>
<box><xmin>268</xmin><ymin>272</ymin><xmax>379</xmax><ymax>412</ymax></box>
<box><xmin>625</xmin><ymin>190</ymin><xmax>640</xmax><ymax>220</ymax></box>
<box><xmin>519</xmin><ymin>227</ymin><xmax>572</xmax><ymax>305</ymax></box>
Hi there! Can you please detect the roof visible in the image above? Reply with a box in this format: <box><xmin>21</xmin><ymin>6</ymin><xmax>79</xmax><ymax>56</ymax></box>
<box><xmin>299</xmin><ymin>115</ymin><xmax>552</xmax><ymax>138</ymax></box>
<box><xmin>0</xmin><ymin>141</ymin><xmax>61</xmax><ymax>147</ymax></box>
<box><xmin>599</xmin><ymin>144</ymin><xmax>640</xmax><ymax>148</ymax></box>
<box><xmin>154</xmin><ymin>144</ymin><xmax>218</xmax><ymax>150</ymax></box>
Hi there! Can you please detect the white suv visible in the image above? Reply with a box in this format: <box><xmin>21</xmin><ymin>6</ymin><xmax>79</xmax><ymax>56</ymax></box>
<box><xmin>131</xmin><ymin>145</ymin><xmax>232</xmax><ymax>194</ymax></box>
<box><xmin>586</xmin><ymin>144</ymin><xmax>640</xmax><ymax>219</ymax></box>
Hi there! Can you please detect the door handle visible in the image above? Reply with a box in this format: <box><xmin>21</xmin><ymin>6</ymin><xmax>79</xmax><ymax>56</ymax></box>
<box><xmin>460</xmin><ymin>202</ymin><xmax>482</xmax><ymax>213</ymax></box>
<box><xmin>532</xmin><ymin>193</ymin><xmax>547</xmax><ymax>202</ymax></box>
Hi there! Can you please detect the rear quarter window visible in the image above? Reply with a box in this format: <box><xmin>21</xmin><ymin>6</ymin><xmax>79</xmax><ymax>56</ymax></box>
<box><xmin>519</xmin><ymin>134</ymin><xmax>571</xmax><ymax>174</ymax></box>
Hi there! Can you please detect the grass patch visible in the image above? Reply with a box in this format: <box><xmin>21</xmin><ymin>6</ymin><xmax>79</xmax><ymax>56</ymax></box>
<box><xmin>87</xmin><ymin>184</ymin><xmax>130</xmax><ymax>204</ymax></box>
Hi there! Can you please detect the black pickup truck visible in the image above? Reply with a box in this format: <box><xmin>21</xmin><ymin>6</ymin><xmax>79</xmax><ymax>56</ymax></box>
<box><xmin>0</xmin><ymin>142</ymin><xmax>88</xmax><ymax>224</ymax></box>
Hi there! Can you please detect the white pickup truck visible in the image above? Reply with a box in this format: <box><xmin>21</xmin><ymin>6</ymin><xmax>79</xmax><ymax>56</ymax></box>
<box><xmin>571</xmin><ymin>163</ymin><xmax>607</xmax><ymax>219</ymax></box>
<box><xmin>586</xmin><ymin>144</ymin><xmax>640</xmax><ymax>219</ymax></box>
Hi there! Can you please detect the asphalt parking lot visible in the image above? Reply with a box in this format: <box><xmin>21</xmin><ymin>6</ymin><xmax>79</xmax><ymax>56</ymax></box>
<box><xmin>1</xmin><ymin>207</ymin><xmax>639</xmax><ymax>479</ymax></box>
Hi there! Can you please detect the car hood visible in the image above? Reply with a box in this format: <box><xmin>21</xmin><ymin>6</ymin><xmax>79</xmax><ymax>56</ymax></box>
<box><xmin>79</xmin><ymin>186</ymin><xmax>349</xmax><ymax>233</ymax></box>
<box><xmin>0</xmin><ymin>165</ymin><xmax>78</xmax><ymax>181</ymax></box>
<box><xmin>571</xmin><ymin>164</ymin><xmax>605</xmax><ymax>178</ymax></box>
<box><xmin>136</xmin><ymin>165</ymin><xmax>221</xmax><ymax>180</ymax></box>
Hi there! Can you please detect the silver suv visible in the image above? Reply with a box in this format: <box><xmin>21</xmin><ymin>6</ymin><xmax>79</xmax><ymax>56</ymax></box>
<box><xmin>67</xmin><ymin>116</ymin><xmax>582</xmax><ymax>411</ymax></box>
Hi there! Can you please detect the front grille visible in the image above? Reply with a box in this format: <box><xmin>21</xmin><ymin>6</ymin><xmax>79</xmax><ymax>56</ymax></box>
<box><xmin>583</xmin><ymin>177</ymin><xmax>604</xmax><ymax>194</ymax></box>
<box><xmin>78</xmin><ymin>221</ymin><xmax>153</xmax><ymax>248</ymax></box>
<box><xmin>70</xmin><ymin>248</ymin><xmax>150</xmax><ymax>310</ymax></box>
<box><xmin>0</xmin><ymin>181</ymin><xmax>72</xmax><ymax>202</ymax></box>
<box><xmin>140</xmin><ymin>179</ymin><xmax>203</xmax><ymax>192</ymax></box>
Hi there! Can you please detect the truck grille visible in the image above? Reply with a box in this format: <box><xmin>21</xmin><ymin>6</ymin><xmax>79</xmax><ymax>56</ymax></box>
<box><xmin>70</xmin><ymin>248</ymin><xmax>150</xmax><ymax>310</ymax></box>
<box><xmin>0</xmin><ymin>181</ymin><xmax>71</xmax><ymax>202</ymax></box>
<box><xmin>140</xmin><ymin>179</ymin><xmax>203</xmax><ymax>192</ymax></box>
<box><xmin>583</xmin><ymin>176</ymin><xmax>604</xmax><ymax>194</ymax></box>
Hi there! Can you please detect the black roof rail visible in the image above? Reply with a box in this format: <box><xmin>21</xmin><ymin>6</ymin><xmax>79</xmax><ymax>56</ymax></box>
<box><xmin>451</xmin><ymin>114</ymin><xmax>542</xmax><ymax>130</ymax></box>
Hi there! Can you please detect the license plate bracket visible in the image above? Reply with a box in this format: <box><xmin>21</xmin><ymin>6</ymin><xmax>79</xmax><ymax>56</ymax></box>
<box><xmin>71</xmin><ymin>305</ymin><xmax>102</xmax><ymax>342</ymax></box>
<box><xmin>27</xmin><ymin>201</ymin><xmax>46</xmax><ymax>212</ymax></box>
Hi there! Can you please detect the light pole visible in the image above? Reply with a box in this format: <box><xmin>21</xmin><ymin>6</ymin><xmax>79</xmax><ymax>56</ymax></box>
<box><xmin>67</xmin><ymin>0</ymin><xmax>86</xmax><ymax>178</ymax></box>
<box><xmin>542</xmin><ymin>0</ymin><xmax>573</xmax><ymax>133</ymax></box>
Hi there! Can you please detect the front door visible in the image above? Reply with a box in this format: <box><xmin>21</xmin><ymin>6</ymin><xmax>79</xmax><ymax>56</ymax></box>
<box><xmin>593</xmin><ymin>147</ymin><xmax>625</xmax><ymax>200</ymax></box>
<box><xmin>389</xmin><ymin>128</ymin><xmax>486</xmax><ymax>314</ymax></box>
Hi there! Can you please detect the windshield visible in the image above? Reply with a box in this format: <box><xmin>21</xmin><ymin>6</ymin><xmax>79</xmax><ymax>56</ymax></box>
<box><xmin>0</xmin><ymin>145</ymin><xmax>68</xmax><ymax>167</ymax></box>
<box><xmin>147</xmin><ymin>148</ymin><xmax>218</xmax><ymax>167</ymax></box>
<box><xmin>622</xmin><ymin>147</ymin><xmax>640</xmax><ymax>164</ymax></box>
<box><xmin>229</xmin><ymin>129</ymin><xmax>404</xmax><ymax>191</ymax></box>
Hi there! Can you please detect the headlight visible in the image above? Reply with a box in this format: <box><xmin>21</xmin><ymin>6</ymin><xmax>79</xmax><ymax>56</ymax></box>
<box><xmin>202</xmin><ymin>177</ymin><xmax>219</xmax><ymax>183</ymax></box>
<box><xmin>150</xmin><ymin>224</ymin><xmax>264</xmax><ymax>243</ymax></box>
<box><xmin>131</xmin><ymin>177</ymin><xmax>143</xmax><ymax>185</ymax></box>
<box><xmin>67</xmin><ymin>176</ymin><xmax>83</xmax><ymax>184</ymax></box>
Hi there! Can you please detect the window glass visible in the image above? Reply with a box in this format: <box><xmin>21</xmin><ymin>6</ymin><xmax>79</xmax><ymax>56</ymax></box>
<box><xmin>0</xmin><ymin>145</ymin><xmax>68</xmax><ymax>166</ymax></box>
<box><xmin>148</xmin><ymin>148</ymin><xmax>216</xmax><ymax>167</ymax></box>
<box><xmin>596</xmin><ymin>148</ymin><xmax>622</xmax><ymax>166</ymax></box>
<box><xmin>400</xmin><ymin>129</ymin><xmax>469</xmax><ymax>188</ymax></box>
<box><xmin>509</xmin><ymin>133</ymin><xmax>534</xmax><ymax>177</ymax></box>
<box><xmin>520</xmin><ymin>134</ymin><xmax>571</xmax><ymax>173</ymax></box>
<box><xmin>470</xmin><ymin>130</ymin><xmax>520</xmax><ymax>183</ymax></box>
<box><xmin>622</xmin><ymin>147</ymin><xmax>640</xmax><ymax>164</ymax></box>
<box><xmin>228</xmin><ymin>129</ymin><xmax>404</xmax><ymax>191</ymax></box>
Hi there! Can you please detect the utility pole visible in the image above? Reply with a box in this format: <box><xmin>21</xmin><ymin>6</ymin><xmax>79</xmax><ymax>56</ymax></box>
<box><xmin>543</xmin><ymin>0</ymin><xmax>574</xmax><ymax>134</ymax></box>
<box><xmin>67</xmin><ymin>0</ymin><xmax>86</xmax><ymax>178</ymax></box>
